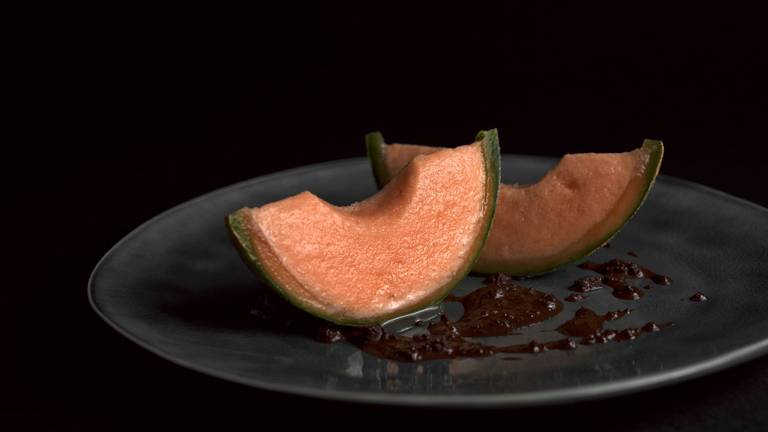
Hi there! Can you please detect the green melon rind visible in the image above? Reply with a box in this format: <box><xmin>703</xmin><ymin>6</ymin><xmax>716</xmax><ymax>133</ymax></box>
<box><xmin>365</xmin><ymin>132</ymin><xmax>390</xmax><ymax>189</ymax></box>
<box><xmin>465</xmin><ymin>129</ymin><xmax>502</xmax><ymax>274</ymax></box>
<box><xmin>473</xmin><ymin>139</ymin><xmax>664</xmax><ymax>276</ymax></box>
<box><xmin>226</xmin><ymin>129</ymin><xmax>501</xmax><ymax>326</ymax></box>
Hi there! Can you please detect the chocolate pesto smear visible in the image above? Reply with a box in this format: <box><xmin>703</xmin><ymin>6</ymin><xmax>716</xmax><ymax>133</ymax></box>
<box><xmin>250</xmin><ymin>276</ymin><xmax>574</xmax><ymax>362</ymax></box>
<box><xmin>581</xmin><ymin>322</ymin><xmax>669</xmax><ymax>345</ymax></box>
<box><xmin>557</xmin><ymin>307</ymin><xmax>632</xmax><ymax>337</ymax></box>
<box><xmin>248</xmin><ymin>262</ymin><xmax>674</xmax><ymax>362</ymax></box>
<box><xmin>575</xmin><ymin>258</ymin><xmax>672</xmax><ymax>300</ymax></box>
<box><xmin>351</xmin><ymin>315</ymin><xmax>578</xmax><ymax>362</ymax></box>
<box><xmin>556</xmin><ymin>308</ymin><xmax>671</xmax><ymax>345</ymax></box>
<box><xmin>445</xmin><ymin>273</ymin><xmax>562</xmax><ymax>337</ymax></box>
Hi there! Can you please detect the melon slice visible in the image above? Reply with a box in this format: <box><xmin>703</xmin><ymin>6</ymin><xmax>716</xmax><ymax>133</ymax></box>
<box><xmin>367</xmin><ymin>134</ymin><xmax>663</xmax><ymax>275</ymax></box>
<box><xmin>228</xmin><ymin>130</ymin><xmax>500</xmax><ymax>325</ymax></box>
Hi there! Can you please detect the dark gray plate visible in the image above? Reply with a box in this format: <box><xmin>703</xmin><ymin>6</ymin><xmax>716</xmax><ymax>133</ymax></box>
<box><xmin>89</xmin><ymin>155</ymin><xmax>768</xmax><ymax>407</ymax></box>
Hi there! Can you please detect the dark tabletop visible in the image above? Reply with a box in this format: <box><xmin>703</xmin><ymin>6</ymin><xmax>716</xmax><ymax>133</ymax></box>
<box><xmin>8</xmin><ymin>3</ymin><xmax>767</xmax><ymax>430</ymax></box>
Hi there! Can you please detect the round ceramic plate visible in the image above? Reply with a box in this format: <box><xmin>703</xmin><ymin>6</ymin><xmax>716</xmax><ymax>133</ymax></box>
<box><xmin>89</xmin><ymin>155</ymin><xmax>768</xmax><ymax>407</ymax></box>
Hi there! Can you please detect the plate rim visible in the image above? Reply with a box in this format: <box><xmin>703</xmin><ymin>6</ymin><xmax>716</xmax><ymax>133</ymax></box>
<box><xmin>88</xmin><ymin>156</ymin><xmax>768</xmax><ymax>407</ymax></box>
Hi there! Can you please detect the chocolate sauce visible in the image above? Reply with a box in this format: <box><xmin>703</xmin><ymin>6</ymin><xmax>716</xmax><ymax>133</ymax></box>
<box><xmin>642</xmin><ymin>322</ymin><xmax>663</xmax><ymax>332</ymax></box>
<box><xmin>569</xmin><ymin>276</ymin><xmax>604</xmax><ymax>293</ymax></box>
<box><xmin>640</xmin><ymin>267</ymin><xmax>673</xmax><ymax>286</ymax></box>
<box><xmin>579</xmin><ymin>259</ymin><xmax>644</xmax><ymax>278</ymax></box>
<box><xmin>627</xmin><ymin>251</ymin><xmax>638</xmax><ymax>257</ymax></box>
<box><xmin>690</xmin><ymin>292</ymin><xmax>708</xmax><ymax>302</ymax></box>
<box><xmin>581</xmin><ymin>322</ymin><xmax>671</xmax><ymax>345</ymax></box>
<box><xmin>354</xmin><ymin>317</ymin><xmax>495</xmax><ymax>362</ymax></box>
<box><xmin>576</xmin><ymin>259</ymin><xmax>672</xmax><ymax>300</ymax></box>
<box><xmin>498</xmin><ymin>338</ymin><xmax>579</xmax><ymax>354</ymax></box>
<box><xmin>556</xmin><ymin>307</ymin><xmax>670</xmax><ymax>345</ymax></box>
<box><xmin>248</xmin><ymin>276</ymin><xmax>573</xmax><ymax>362</ymax></box>
<box><xmin>354</xmin><ymin>277</ymin><xmax>570</xmax><ymax>361</ymax></box>
<box><xmin>248</xmin><ymin>256</ymin><xmax>677</xmax><ymax>362</ymax></box>
<box><xmin>446</xmin><ymin>279</ymin><xmax>563</xmax><ymax>336</ymax></box>
<box><xmin>355</xmin><ymin>315</ymin><xmax>581</xmax><ymax>361</ymax></box>
<box><xmin>556</xmin><ymin>307</ymin><xmax>631</xmax><ymax>337</ymax></box>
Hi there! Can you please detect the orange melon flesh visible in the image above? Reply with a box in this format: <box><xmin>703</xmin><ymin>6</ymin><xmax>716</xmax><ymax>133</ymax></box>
<box><xmin>229</xmin><ymin>134</ymin><xmax>500</xmax><ymax>325</ymax></box>
<box><xmin>383</xmin><ymin>144</ymin><xmax>442</xmax><ymax>179</ymax></box>
<box><xmin>369</xmin><ymin>137</ymin><xmax>663</xmax><ymax>275</ymax></box>
<box><xmin>477</xmin><ymin>148</ymin><xmax>651</xmax><ymax>273</ymax></box>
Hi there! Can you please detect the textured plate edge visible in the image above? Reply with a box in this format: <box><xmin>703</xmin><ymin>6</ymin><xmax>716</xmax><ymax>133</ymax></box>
<box><xmin>87</xmin><ymin>156</ymin><xmax>768</xmax><ymax>408</ymax></box>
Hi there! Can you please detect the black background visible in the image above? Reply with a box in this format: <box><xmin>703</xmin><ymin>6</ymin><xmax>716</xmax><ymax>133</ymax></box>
<box><xmin>8</xmin><ymin>3</ymin><xmax>768</xmax><ymax>430</ymax></box>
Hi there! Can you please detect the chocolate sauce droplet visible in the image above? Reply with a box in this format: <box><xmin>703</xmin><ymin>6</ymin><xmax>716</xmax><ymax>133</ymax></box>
<box><xmin>616</xmin><ymin>328</ymin><xmax>641</xmax><ymax>341</ymax></box>
<box><xmin>642</xmin><ymin>322</ymin><xmax>662</xmax><ymax>332</ymax></box>
<box><xmin>569</xmin><ymin>276</ymin><xmax>604</xmax><ymax>293</ymax></box>
<box><xmin>690</xmin><ymin>292</ymin><xmax>708</xmax><ymax>302</ymax></box>
<box><xmin>577</xmin><ymin>259</ymin><xmax>672</xmax><ymax>300</ymax></box>
<box><xmin>565</xmin><ymin>293</ymin><xmax>586</xmax><ymax>302</ymax></box>
<box><xmin>641</xmin><ymin>267</ymin><xmax>673</xmax><ymax>285</ymax></box>
<box><xmin>612</xmin><ymin>285</ymin><xmax>645</xmax><ymax>300</ymax></box>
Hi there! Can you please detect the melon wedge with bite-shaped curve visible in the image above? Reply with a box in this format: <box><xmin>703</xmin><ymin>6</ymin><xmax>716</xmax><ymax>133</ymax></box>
<box><xmin>367</xmin><ymin>133</ymin><xmax>663</xmax><ymax>276</ymax></box>
<box><xmin>228</xmin><ymin>130</ymin><xmax>500</xmax><ymax>326</ymax></box>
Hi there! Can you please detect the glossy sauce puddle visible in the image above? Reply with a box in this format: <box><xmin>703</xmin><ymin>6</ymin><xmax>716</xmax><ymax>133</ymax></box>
<box><xmin>249</xmin><ymin>251</ymin><xmax>702</xmax><ymax>362</ymax></box>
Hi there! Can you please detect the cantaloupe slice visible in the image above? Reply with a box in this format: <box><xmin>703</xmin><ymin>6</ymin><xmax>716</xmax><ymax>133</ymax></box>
<box><xmin>367</xmin><ymin>134</ymin><xmax>663</xmax><ymax>276</ymax></box>
<box><xmin>228</xmin><ymin>130</ymin><xmax>500</xmax><ymax>325</ymax></box>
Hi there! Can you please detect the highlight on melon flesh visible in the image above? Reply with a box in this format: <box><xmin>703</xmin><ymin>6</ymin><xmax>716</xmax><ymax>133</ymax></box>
<box><xmin>367</xmin><ymin>133</ymin><xmax>664</xmax><ymax>276</ymax></box>
<box><xmin>228</xmin><ymin>130</ymin><xmax>500</xmax><ymax>326</ymax></box>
